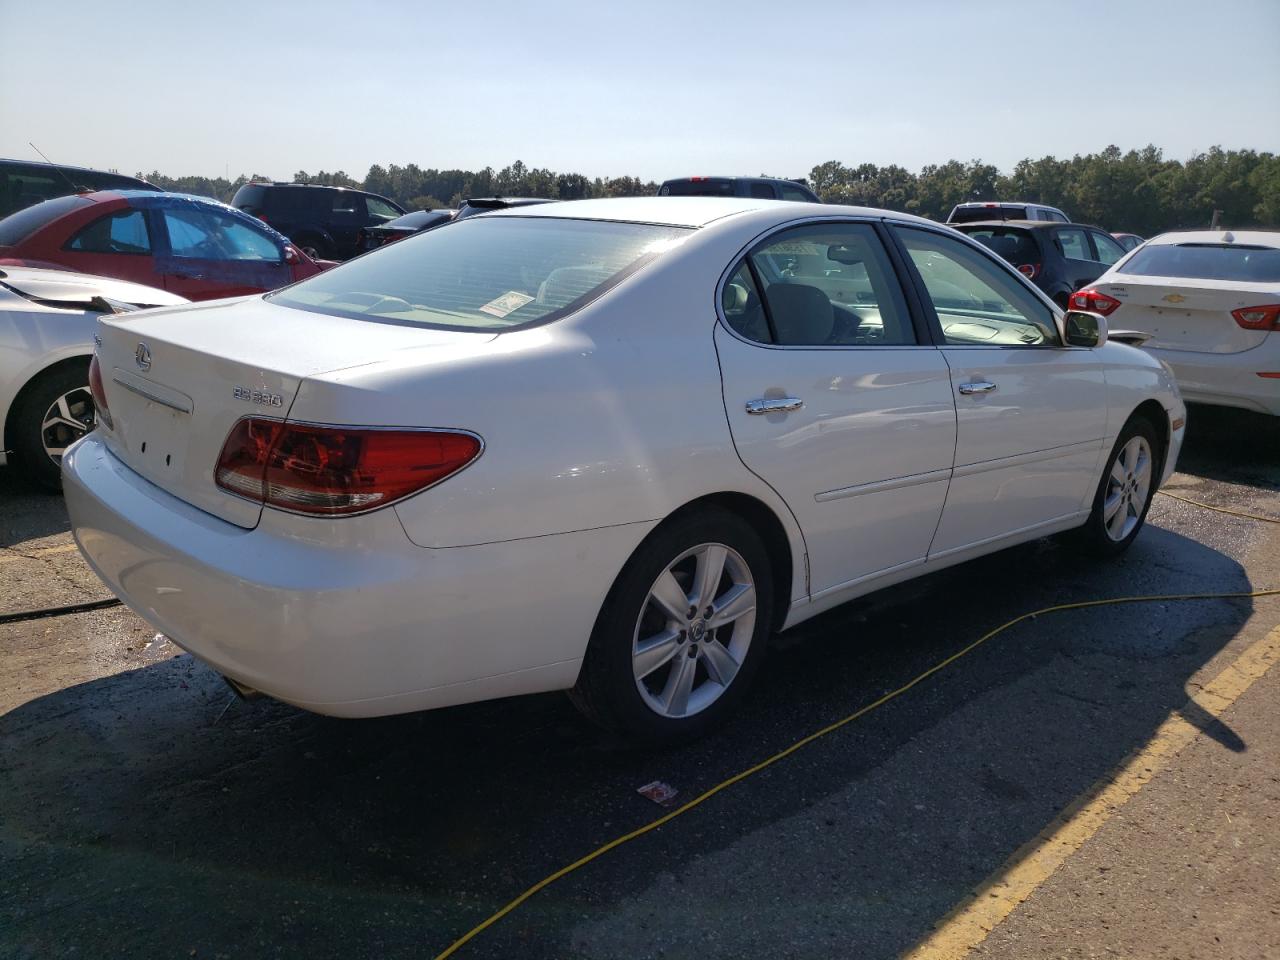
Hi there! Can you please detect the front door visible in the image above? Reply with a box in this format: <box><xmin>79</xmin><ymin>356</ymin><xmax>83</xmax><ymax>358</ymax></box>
<box><xmin>714</xmin><ymin>220</ymin><xmax>957</xmax><ymax>599</ymax></box>
<box><xmin>890</xmin><ymin>225</ymin><xmax>1108</xmax><ymax>558</ymax></box>
<box><xmin>155</xmin><ymin>203</ymin><xmax>292</xmax><ymax>300</ymax></box>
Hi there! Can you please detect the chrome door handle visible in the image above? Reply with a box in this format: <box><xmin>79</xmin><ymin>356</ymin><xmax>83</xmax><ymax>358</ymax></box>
<box><xmin>745</xmin><ymin>397</ymin><xmax>804</xmax><ymax>415</ymax></box>
<box><xmin>958</xmin><ymin>381</ymin><xmax>998</xmax><ymax>396</ymax></box>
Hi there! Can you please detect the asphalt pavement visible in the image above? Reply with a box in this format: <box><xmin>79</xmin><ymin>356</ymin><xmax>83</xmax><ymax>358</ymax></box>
<box><xmin>2</xmin><ymin>404</ymin><xmax>1278</xmax><ymax>960</ymax></box>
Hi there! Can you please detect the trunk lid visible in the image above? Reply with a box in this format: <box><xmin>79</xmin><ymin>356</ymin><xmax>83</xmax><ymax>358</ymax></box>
<box><xmin>94</xmin><ymin>295</ymin><xmax>495</xmax><ymax>527</ymax></box>
<box><xmin>1094</xmin><ymin>276</ymin><xmax>1279</xmax><ymax>354</ymax></box>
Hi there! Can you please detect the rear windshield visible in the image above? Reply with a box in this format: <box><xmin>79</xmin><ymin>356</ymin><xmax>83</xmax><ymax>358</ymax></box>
<box><xmin>1119</xmin><ymin>243</ymin><xmax>1280</xmax><ymax>283</ymax></box>
<box><xmin>0</xmin><ymin>194</ymin><xmax>94</xmax><ymax>245</ymax></box>
<box><xmin>948</xmin><ymin>205</ymin><xmax>1025</xmax><ymax>224</ymax></box>
<box><xmin>270</xmin><ymin>216</ymin><xmax>691</xmax><ymax>331</ymax></box>
<box><xmin>660</xmin><ymin>179</ymin><xmax>736</xmax><ymax>197</ymax></box>
<box><xmin>958</xmin><ymin>227</ymin><xmax>1040</xmax><ymax>265</ymax></box>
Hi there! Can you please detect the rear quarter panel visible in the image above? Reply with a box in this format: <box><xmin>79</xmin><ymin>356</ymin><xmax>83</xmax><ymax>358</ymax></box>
<box><xmin>286</xmin><ymin>220</ymin><xmax>811</xmax><ymax>599</ymax></box>
<box><xmin>0</xmin><ymin>301</ymin><xmax>97</xmax><ymax>445</ymax></box>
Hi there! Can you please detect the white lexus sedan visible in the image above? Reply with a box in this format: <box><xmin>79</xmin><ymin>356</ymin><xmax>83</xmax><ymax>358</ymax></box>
<box><xmin>1071</xmin><ymin>230</ymin><xmax>1279</xmax><ymax>416</ymax></box>
<box><xmin>63</xmin><ymin>198</ymin><xmax>1185</xmax><ymax>741</ymax></box>
<box><xmin>1</xmin><ymin>267</ymin><xmax>186</xmax><ymax>489</ymax></box>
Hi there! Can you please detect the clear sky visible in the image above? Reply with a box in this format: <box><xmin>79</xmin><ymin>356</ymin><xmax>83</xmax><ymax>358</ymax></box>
<box><xmin>2</xmin><ymin>0</ymin><xmax>1277</xmax><ymax>183</ymax></box>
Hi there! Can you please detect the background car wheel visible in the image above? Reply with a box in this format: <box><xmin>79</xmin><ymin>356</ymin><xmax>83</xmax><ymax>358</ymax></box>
<box><xmin>1074</xmin><ymin>415</ymin><xmax>1161</xmax><ymax>557</ymax></box>
<box><xmin>569</xmin><ymin>507</ymin><xmax>774</xmax><ymax>743</ymax></box>
<box><xmin>296</xmin><ymin>236</ymin><xmax>328</xmax><ymax>260</ymax></box>
<box><xmin>9</xmin><ymin>361</ymin><xmax>95</xmax><ymax>492</ymax></box>
<box><xmin>1053</xmin><ymin>292</ymin><xmax>1071</xmax><ymax>310</ymax></box>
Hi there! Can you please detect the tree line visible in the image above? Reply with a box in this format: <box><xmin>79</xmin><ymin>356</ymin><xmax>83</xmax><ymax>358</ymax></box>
<box><xmin>139</xmin><ymin>145</ymin><xmax>1278</xmax><ymax>235</ymax></box>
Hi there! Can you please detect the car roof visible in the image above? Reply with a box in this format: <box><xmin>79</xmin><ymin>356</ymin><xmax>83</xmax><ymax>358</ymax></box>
<box><xmin>1144</xmin><ymin>230</ymin><xmax>1280</xmax><ymax>248</ymax></box>
<box><xmin>953</xmin><ymin>201</ymin><xmax>1057</xmax><ymax>209</ymax></box>
<box><xmin>485</xmin><ymin>196</ymin><xmax>933</xmax><ymax>228</ymax></box>
<box><xmin>661</xmin><ymin>175</ymin><xmax>807</xmax><ymax>184</ymax></box>
<box><xmin>956</xmin><ymin>219</ymin><xmax>1108</xmax><ymax>232</ymax></box>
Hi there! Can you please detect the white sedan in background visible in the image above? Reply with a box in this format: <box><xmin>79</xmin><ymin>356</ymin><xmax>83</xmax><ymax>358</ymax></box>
<box><xmin>1071</xmin><ymin>230</ymin><xmax>1280</xmax><ymax>416</ymax></box>
<box><xmin>0</xmin><ymin>267</ymin><xmax>186</xmax><ymax>489</ymax></box>
<box><xmin>64</xmin><ymin>197</ymin><xmax>1184</xmax><ymax>741</ymax></box>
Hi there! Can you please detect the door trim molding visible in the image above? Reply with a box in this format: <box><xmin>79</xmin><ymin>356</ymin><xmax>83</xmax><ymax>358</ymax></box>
<box><xmin>952</xmin><ymin>438</ymin><xmax>1101</xmax><ymax>477</ymax></box>
<box><xmin>815</xmin><ymin>468</ymin><xmax>951</xmax><ymax>502</ymax></box>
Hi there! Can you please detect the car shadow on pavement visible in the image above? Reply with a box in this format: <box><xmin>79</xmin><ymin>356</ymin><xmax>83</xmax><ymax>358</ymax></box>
<box><xmin>0</xmin><ymin>467</ymin><xmax>71</xmax><ymax>547</ymax></box>
<box><xmin>1175</xmin><ymin>404</ymin><xmax>1280</xmax><ymax>489</ymax></box>
<box><xmin>0</xmin><ymin>520</ymin><xmax>1263</xmax><ymax>959</ymax></box>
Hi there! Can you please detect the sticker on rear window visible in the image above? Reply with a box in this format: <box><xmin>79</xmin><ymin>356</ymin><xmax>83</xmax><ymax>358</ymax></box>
<box><xmin>479</xmin><ymin>291</ymin><xmax>534</xmax><ymax>318</ymax></box>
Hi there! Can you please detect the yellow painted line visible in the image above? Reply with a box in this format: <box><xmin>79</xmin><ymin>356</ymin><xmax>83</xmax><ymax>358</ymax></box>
<box><xmin>1158</xmin><ymin>490</ymin><xmax>1280</xmax><ymax>524</ymax></box>
<box><xmin>903</xmin><ymin>621</ymin><xmax>1280</xmax><ymax>960</ymax></box>
<box><xmin>0</xmin><ymin>543</ymin><xmax>80</xmax><ymax>564</ymax></box>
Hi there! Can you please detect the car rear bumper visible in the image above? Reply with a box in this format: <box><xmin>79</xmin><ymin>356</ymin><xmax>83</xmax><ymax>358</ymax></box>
<box><xmin>1149</xmin><ymin>343</ymin><xmax>1280</xmax><ymax>416</ymax></box>
<box><xmin>62</xmin><ymin>433</ymin><xmax>651</xmax><ymax>717</ymax></box>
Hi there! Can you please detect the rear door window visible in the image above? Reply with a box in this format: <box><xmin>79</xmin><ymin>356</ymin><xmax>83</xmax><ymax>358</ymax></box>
<box><xmin>779</xmin><ymin>185</ymin><xmax>814</xmax><ymax>202</ymax></box>
<box><xmin>1055</xmin><ymin>227</ymin><xmax>1092</xmax><ymax>261</ymax></box>
<box><xmin>733</xmin><ymin>222</ymin><xmax>916</xmax><ymax>346</ymax></box>
<box><xmin>748</xmin><ymin>182</ymin><xmax>776</xmax><ymax>199</ymax></box>
<box><xmin>66</xmin><ymin>209</ymin><xmax>152</xmax><ymax>254</ymax></box>
<box><xmin>660</xmin><ymin>178</ymin><xmax>737</xmax><ymax>197</ymax></box>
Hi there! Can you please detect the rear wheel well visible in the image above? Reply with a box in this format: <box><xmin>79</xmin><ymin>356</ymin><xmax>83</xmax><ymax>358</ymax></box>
<box><xmin>4</xmin><ymin>355</ymin><xmax>91</xmax><ymax>452</ymax></box>
<box><xmin>663</xmin><ymin>492</ymin><xmax>795</xmax><ymax>632</ymax></box>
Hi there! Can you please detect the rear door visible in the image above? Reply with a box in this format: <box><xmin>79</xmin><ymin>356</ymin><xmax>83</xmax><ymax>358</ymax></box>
<box><xmin>327</xmin><ymin>192</ymin><xmax>368</xmax><ymax>255</ymax></box>
<box><xmin>59</xmin><ymin>207</ymin><xmax>160</xmax><ymax>287</ymax></box>
<box><xmin>890</xmin><ymin>225</ymin><xmax>1107</xmax><ymax>557</ymax></box>
<box><xmin>1054</xmin><ymin>226</ymin><xmax>1105</xmax><ymax>290</ymax></box>
<box><xmin>714</xmin><ymin>219</ymin><xmax>957</xmax><ymax>598</ymax></box>
<box><xmin>155</xmin><ymin>203</ymin><xmax>293</xmax><ymax>299</ymax></box>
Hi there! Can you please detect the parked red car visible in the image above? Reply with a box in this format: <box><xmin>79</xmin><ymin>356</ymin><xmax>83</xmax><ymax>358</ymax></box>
<box><xmin>0</xmin><ymin>190</ymin><xmax>330</xmax><ymax>300</ymax></box>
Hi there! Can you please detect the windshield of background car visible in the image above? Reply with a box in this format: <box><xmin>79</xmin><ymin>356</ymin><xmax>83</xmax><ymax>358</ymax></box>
<box><xmin>1118</xmin><ymin>243</ymin><xmax>1280</xmax><ymax>282</ymax></box>
<box><xmin>270</xmin><ymin>216</ymin><xmax>692</xmax><ymax>330</ymax></box>
<box><xmin>660</xmin><ymin>179</ymin><xmax>737</xmax><ymax>197</ymax></box>
<box><xmin>958</xmin><ymin>227</ymin><xmax>1041</xmax><ymax>265</ymax></box>
<box><xmin>0</xmin><ymin>194</ymin><xmax>94</xmax><ymax>245</ymax></box>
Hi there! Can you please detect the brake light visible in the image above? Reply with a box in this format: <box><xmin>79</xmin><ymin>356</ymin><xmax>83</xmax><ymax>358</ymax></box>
<box><xmin>88</xmin><ymin>354</ymin><xmax>112</xmax><ymax>430</ymax></box>
<box><xmin>1232</xmin><ymin>304</ymin><xmax>1280</xmax><ymax>331</ymax></box>
<box><xmin>1017</xmin><ymin>263</ymin><xmax>1041</xmax><ymax>279</ymax></box>
<box><xmin>215</xmin><ymin>418</ymin><xmax>482</xmax><ymax>515</ymax></box>
<box><xmin>1068</xmin><ymin>289</ymin><xmax>1122</xmax><ymax>316</ymax></box>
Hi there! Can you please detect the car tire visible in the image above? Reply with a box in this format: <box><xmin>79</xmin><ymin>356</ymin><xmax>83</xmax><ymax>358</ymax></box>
<box><xmin>296</xmin><ymin>235</ymin><xmax>328</xmax><ymax>260</ymax></box>
<box><xmin>1073</xmin><ymin>415</ymin><xmax>1161</xmax><ymax>557</ymax></box>
<box><xmin>8</xmin><ymin>361</ymin><xmax>95</xmax><ymax>492</ymax></box>
<box><xmin>568</xmin><ymin>507</ymin><xmax>774</xmax><ymax>743</ymax></box>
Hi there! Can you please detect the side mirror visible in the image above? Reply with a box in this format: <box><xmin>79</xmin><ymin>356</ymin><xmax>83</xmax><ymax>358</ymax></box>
<box><xmin>1063</xmin><ymin>310</ymin><xmax>1108</xmax><ymax>348</ymax></box>
<box><xmin>283</xmin><ymin>245</ymin><xmax>301</xmax><ymax>265</ymax></box>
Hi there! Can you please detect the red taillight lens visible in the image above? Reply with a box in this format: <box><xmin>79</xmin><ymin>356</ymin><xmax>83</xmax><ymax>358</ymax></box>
<box><xmin>215</xmin><ymin>418</ymin><xmax>481</xmax><ymax>516</ymax></box>
<box><xmin>88</xmin><ymin>354</ymin><xmax>112</xmax><ymax>430</ymax></box>
<box><xmin>1232</xmin><ymin>304</ymin><xmax>1280</xmax><ymax>331</ymax></box>
<box><xmin>1017</xmin><ymin>263</ymin><xmax>1041</xmax><ymax>279</ymax></box>
<box><xmin>1068</xmin><ymin>289</ymin><xmax>1122</xmax><ymax>316</ymax></box>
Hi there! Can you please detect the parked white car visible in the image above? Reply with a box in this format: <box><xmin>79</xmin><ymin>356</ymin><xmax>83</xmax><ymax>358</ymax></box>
<box><xmin>0</xmin><ymin>267</ymin><xmax>185</xmax><ymax>489</ymax></box>
<box><xmin>1072</xmin><ymin>230</ymin><xmax>1280</xmax><ymax>416</ymax></box>
<box><xmin>63</xmin><ymin>198</ymin><xmax>1184</xmax><ymax>740</ymax></box>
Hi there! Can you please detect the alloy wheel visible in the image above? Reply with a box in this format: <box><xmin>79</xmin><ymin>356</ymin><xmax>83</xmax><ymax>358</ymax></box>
<box><xmin>632</xmin><ymin>542</ymin><xmax>757</xmax><ymax>719</ymax></box>
<box><xmin>1103</xmin><ymin>435</ymin><xmax>1152</xmax><ymax>542</ymax></box>
<box><xmin>40</xmin><ymin>387</ymin><xmax>96</xmax><ymax>465</ymax></box>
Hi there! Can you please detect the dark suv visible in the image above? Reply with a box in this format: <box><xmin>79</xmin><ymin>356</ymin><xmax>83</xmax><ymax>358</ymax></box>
<box><xmin>658</xmin><ymin>176</ymin><xmax>820</xmax><ymax>202</ymax></box>
<box><xmin>952</xmin><ymin>220</ymin><xmax>1130</xmax><ymax>308</ymax></box>
<box><xmin>2</xmin><ymin>159</ymin><xmax>160</xmax><ymax>218</ymax></box>
<box><xmin>231</xmin><ymin>182</ymin><xmax>405</xmax><ymax>260</ymax></box>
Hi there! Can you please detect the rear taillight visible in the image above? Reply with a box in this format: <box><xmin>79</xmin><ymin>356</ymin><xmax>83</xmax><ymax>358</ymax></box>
<box><xmin>1068</xmin><ymin>289</ymin><xmax>1122</xmax><ymax>316</ymax></box>
<box><xmin>88</xmin><ymin>354</ymin><xmax>112</xmax><ymax>430</ymax></box>
<box><xmin>1232</xmin><ymin>304</ymin><xmax>1280</xmax><ymax>331</ymax></box>
<box><xmin>214</xmin><ymin>418</ymin><xmax>481</xmax><ymax>516</ymax></box>
<box><xmin>1017</xmin><ymin>263</ymin><xmax>1041</xmax><ymax>279</ymax></box>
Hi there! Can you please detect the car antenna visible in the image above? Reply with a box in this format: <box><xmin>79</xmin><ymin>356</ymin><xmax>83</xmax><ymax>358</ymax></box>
<box><xmin>29</xmin><ymin>141</ymin><xmax>90</xmax><ymax>194</ymax></box>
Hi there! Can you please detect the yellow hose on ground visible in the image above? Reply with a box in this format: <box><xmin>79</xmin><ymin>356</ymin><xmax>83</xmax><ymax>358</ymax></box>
<box><xmin>1157</xmin><ymin>490</ymin><xmax>1280</xmax><ymax>523</ymax></box>
<box><xmin>432</xmin><ymin>587</ymin><xmax>1280</xmax><ymax>959</ymax></box>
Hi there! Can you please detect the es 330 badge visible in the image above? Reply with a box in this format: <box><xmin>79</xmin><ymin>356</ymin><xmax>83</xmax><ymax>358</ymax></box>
<box><xmin>233</xmin><ymin>386</ymin><xmax>284</xmax><ymax>407</ymax></box>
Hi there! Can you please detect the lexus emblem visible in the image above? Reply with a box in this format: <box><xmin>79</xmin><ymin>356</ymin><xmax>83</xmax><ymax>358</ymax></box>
<box><xmin>135</xmin><ymin>342</ymin><xmax>152</xmax><ymax>371</ymax></box>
